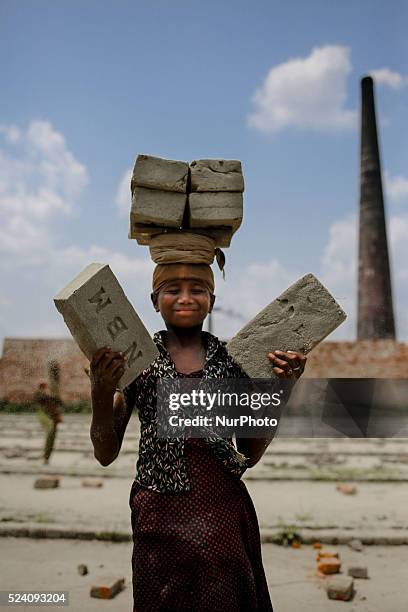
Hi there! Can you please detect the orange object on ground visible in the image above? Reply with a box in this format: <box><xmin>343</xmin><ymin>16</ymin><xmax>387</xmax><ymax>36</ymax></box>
<box><xmin>317</xmin><ymin>558</ymin><xmax>341</xmax><ymax>575</ymax></box>
<box><xmin>317</xmin><ymin>550</ymin><xmax>339</xmax><ymax>560</ymax></box>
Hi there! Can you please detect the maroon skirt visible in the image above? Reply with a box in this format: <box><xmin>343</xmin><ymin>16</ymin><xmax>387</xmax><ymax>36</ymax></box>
<box><xmin>129</xmin><ymin>437</ymin><xmax>273</xmax><ymax>611</ymax></box>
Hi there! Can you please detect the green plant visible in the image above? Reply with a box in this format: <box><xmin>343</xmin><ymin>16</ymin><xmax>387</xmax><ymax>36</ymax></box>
<box><xmin>274</xmin><ymin>518</ymin><xmax>302</xmax><ymax>547</ymax></box>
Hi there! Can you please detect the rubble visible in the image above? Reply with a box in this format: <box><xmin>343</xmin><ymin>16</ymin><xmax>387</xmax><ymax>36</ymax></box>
<box><xmin>90</xmin><ymin>576</ymin><xmax>125</xmax><ymax>599</ymax></box>
<box><xmin>326</xmin><ymin>575</ymin><xmax>354</xmax><ymax>601</ymax></box>
<box><xmin>336</xmin><ymin>483</ymin><xmax>358</xmax><ymax>495</ymax></box>
<box><xmin>34</xmin><ymin>477</ymin><xmax>60</xmax><ymax>489</ymax></box>
<box><xmin>348</xmin><ymin>565</ymin><xmax>369</xmax><ymax>579</ymax></box>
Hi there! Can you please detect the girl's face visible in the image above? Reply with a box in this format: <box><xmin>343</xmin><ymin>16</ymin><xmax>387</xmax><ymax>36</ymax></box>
<box><xmin>151</xmin><ymin>278</ymin><xmax>215</xmax><ymax>328</ymax></box>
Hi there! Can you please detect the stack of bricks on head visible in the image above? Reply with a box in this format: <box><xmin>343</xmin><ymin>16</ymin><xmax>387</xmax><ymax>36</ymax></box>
<box><xmin>130</xmin><ymin>154</ymin><xmax>244</xmax><ymax>247</ymax></box>
<box><xmin>53</xmin><ymin>153</ymin><xmax>346</xmax><ymax>390</ymax></box>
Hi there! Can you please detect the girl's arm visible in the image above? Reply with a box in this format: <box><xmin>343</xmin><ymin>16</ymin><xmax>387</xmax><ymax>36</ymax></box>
<box><xmin>236</xmin><ymin>350</ymin><xmax>307</xmax><ymax>468</ymax></box>
<box><xmin>89</xmin><ymin>347</ymin><xmax>127</xmax><ymax>466</ymax></box>
<box><xmin>91</xmin><ymin>390</ymin><xmax>121</xmax><ymax>466</ymax></box>
<box><xmin>236</xmin><ymin>437</ymin><xmax>274</xmax><ymax>468</ymax></box>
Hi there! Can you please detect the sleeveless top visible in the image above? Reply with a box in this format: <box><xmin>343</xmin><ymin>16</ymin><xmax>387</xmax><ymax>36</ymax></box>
<box><xmin>118</xmin><ymin>330</ymin><xmax>250</xmax><ymax>493</ymax></box>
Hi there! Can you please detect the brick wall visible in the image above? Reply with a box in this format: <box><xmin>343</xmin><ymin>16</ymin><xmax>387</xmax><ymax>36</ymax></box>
<box><xmin>304</xmin><ymin>340</ymin><xmax>408</xmax><ymax>378</ymax></box>
<box><xmin>0</xmin><ymin>337</ymin><xmax>407</xmax><ymax>403</ymax></box>
<box><xmin>0</xmin><ymin>338</ymin><xmax>89</xmax><ymax>403</ymax></box>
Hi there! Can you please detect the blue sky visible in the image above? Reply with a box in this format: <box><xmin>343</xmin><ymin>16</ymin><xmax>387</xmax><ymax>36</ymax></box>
<box><xmin>1</xmin><ymin>0</ymin><xmax>407</xmax><ymax>343</ymax></box>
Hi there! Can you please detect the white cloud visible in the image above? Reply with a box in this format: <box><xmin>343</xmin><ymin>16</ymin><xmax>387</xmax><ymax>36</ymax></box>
<box><xmin>369</xmin><ymin>68</ymin><xmax>408</xmax><ymax>90</ymax></box>
<box><xmin>389</xmin><ymin>215</ymin><xmax>408</xmax><ymax>278</ymax></box>
<box><xmin>0</xmin><ymin>120</ymin><xmax>89</xmax><ymax>257</ymax></box>
<box><xmin>115</xmin><ymin>167</ymin><xmax>132</xmax><ymax>216</ymax></box>
<box><xmin>320</xmin><ymin>212</ymin><xmax>408</xmax><ymax>340</ymax></box>
<box><xmin>26</xmin><ymin>121</ymin><xmax>88</xmax><ymax>202</ymax></box>
<box><xmin>212</xmin><ymin>259</ymin><xmax>296</xmax><ymax>339</ymax></box>
<box><xmin>385</xmin><ymin>171</ymin><xmax>408</xmax><ymax>203</ymax></box>
<box><xmin>0</xmin><ymin>121</ymin><xmax>164</xmax><ymax>342</ymax></box>
<box><xmin>248</xmin><ymin>45</ymin><xmax>356</xmax><ymax>133</ymax></box>
<box><xmin>0</xmin><ymin>121</ymin><xmax>161</xmax><ymax>334</ymax></box>
<box><xmin>51</xmin><ymin>244</ymin><xmax>153</xmax><ymax>281</ymax></box>
<box><xmin>320</xmin><ymin>214</ymin><xmax>357</xmax><ymax>340</ymax></box>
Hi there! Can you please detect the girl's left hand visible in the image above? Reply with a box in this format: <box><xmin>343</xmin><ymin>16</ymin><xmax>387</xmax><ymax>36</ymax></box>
<box><xmin>267</xmin><ymin>350</ymin><xmax>307</xmax><ymax>379</ymax></box>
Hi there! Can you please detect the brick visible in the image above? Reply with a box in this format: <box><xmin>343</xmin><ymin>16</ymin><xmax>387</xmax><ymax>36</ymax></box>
<box><xmin>129</xmin><ymin>224</ymin><xmax>233</xmax><ymax>248</ymax></box>
<box><xmin>54</xmin><ymin>263</ymin><xmax>158</xmax><ymax>390</ymax></box>
<box><xmin>348</xmin><ymin>565</ymin><xmax>369</xmax><ymax>579</ymax></box>
<box><xmin>188</xmin><ymin>192</ymin><xmax>243</xmax><ymax>232</ymax></box>
<box><xmin>190</xmin><ymin>159</ymin><xmax>244</xmax><ymax>192</ymax></box>
<box><xmin>348</xmin><ymin>538</ymin><xmax>364</xmax><ymax>552</ymax></box>
<box><xmin>34</xmin><ymin>477</ymin><xmax>59</xmax><ymax>489</ymax></box>
<box><xmin>326</xmin><ymin>575</ymin><xmax>354</xmax><ymax>601</ymax></box>
<box><xmin>81</xmin><ymin>479</ymin><xmax>104</xmax><ymax>488</ymax></box>
<box><xmin>336</xmin><ymin>483</ymin><xmax>357</xmax><ymax>495</ymax></box>
<box><xmin>317</xmin><ymin>550</ymin><xmax>339</xmax><ymax>560</ymax></box>
<box><xmin>226</xmin><ymin>274</ymin><xmax>347</xmax><ymax>378</ymax></box>
<box><xmin>90</xmin><ymin>576</ymin><xmax>125</xmax><ymax>599</ymax></box>
<box><xmin>131</xmin><ymin>154</ymin><xmax>188</xmax><ymax>193</ymax></box>
<box><xmin>4</xmin><ymin>341</ymin><xmax>408</xmax><ymax>405</ymax></box>
<box><xmin>304</xmin><ymin>340</ymin><xmax>408</xmax><ymax>378</ymax></box>
<box><xmin>0</xmin><ymin>338</ymin><xmax>90</xmax><ymax>404</ymax></box>
<box><xmin>317</xmin><ymin>558</ymin><xmax>341</xmax><ymax>574</ymax></box>
<box><xmin>131</xmin><ymin>187</ymin><xmax>186</xmax><ymax>227</ymax></box>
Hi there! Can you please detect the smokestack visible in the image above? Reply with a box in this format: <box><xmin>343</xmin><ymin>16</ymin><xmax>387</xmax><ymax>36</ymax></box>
<box><xmin>357</xmin><ymin>76</ymin><xmax>396</xmax><ymax>340</ymax></box>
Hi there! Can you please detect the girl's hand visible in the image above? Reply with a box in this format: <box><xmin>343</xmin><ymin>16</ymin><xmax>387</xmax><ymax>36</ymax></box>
<box><xmin>90</xmin><ymin>347</ymin><xmax>127</xmax><ymax>397</ymax></box>
<box><xmin>267</xmin><ymin>350</ymin><xmax>307</xmax><ymax>379</ymax></box>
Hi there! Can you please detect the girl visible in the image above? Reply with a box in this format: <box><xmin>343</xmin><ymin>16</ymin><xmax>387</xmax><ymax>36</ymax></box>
<box><xmin>89</xmin><ymin>234</ymin><xmax>306</xmax><ymax>611</ymax></box>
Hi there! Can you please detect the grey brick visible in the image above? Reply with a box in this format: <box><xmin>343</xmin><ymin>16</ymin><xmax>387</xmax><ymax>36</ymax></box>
<box><xmin>190</xmin><ymin>159</ymin><xmax>244</xmax><ymax>192</ymax></box>
<box><xmin>131</xmin><ymin>187</ymin><xmax>186</xmax><ymax>228</ymax></box>
<box><xmin>226</xmin><ymin>274</ymin><xmax>347</xmax><ymax>378</ymax></box>
<box><xmin>132</xmin><ymin>154</ymin><xmax>188</xmax><ymax>193</ymax></box>
<box><xmin>348</xmin><ymin>565</ymin><xmax>369</xmax><ymax>579</ymax></box>
<box><xmin>326</xmin><ymin>575</ymin><xmax>354</xmax><ymax>601</ymax></box>
<box><xmin>34</xmin><ymin>477</ymin><xmax>60</xmax><ymax>489</ymax></box>
<box><xmin>54</xmin><ymin>263</ymin><xmax>158</xmax><ymax>389</ymax></box>
<box><xmin>188</xmin><ymin>192</ymin><xmax>243</xmax><ymax>232</ymax></box>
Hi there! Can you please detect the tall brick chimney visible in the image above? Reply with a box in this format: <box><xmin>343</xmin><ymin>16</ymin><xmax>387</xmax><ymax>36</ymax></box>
<box><xmin>357</xmin><ymin>76</ymin><xmax>396</xmax><ymax>340</ymax></box>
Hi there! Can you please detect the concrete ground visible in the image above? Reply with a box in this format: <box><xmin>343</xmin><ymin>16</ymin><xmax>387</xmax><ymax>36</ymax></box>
<box><xmin>1</xmin><ymin>414</ymin><xmax>408</xmax><ymax>610</ymax></box>
<box><xmin>1</xmin><ymin>538</ymin><xmax>408</xmax><ymax>612</ymax></box>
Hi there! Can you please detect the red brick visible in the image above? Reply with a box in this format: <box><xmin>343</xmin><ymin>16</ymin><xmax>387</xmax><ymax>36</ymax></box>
<box><xmin>90</xmin><ymin>576</ymin><xmax>125</xmax><ymax>599</ymax></box>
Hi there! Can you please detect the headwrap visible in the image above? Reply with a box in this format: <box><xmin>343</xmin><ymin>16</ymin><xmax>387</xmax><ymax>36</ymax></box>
<box><xmin>150</xmin><ymin>232</ymin><xmax>225</xmax><ymax>295</ymax></box>
<box><xmin>149</xmin><ymin>232</ymin><xmax>214</xmax><ymax>264</ymax></box>
<box><xmin>152</xmin><ymin>263</ymin><xmax>215</xmax><ymax>294</ymax></box>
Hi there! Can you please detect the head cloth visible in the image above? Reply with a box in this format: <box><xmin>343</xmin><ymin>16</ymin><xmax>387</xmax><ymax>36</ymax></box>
<box><xmin>150</xmin><ymin>232</ymin><xmax>224</xmax><ymax>294</ymax></box>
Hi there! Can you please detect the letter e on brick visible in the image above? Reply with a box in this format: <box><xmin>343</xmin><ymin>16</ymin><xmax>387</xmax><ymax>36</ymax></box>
<box><xmin>107</xmin><ymin>316</ymin><xmax>128</xmax><ymax>341</ymax></box>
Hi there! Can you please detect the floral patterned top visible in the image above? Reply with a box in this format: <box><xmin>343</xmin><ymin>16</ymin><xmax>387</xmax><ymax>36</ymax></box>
<box><xmin>116</xmin><ymin>330</ymin><xmax>250</xmax><ymax>493</ymax></box>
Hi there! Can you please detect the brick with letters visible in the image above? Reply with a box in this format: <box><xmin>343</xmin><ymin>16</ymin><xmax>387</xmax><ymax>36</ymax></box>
<box><xmin>226</xmin><ymin>273</ymin><xmax>347</xmax><ymax>378</ymax></box>
<box><xmin>54</xmin><ymin>263</ymin><xmax>158</xmax><ymax>389</ymax></box>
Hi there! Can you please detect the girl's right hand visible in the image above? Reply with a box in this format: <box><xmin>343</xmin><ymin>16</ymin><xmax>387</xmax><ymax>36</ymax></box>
<box><xmin>90</xmin><ymin>347</ymin><xmax>126</xmax><ymax>397</ymax></box>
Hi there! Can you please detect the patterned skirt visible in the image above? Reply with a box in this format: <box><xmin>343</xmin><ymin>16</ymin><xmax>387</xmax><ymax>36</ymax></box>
<box><xmin>129</xmin><ymin>437</ymin><xmax>273</xmax><ymax>611</ymax></box>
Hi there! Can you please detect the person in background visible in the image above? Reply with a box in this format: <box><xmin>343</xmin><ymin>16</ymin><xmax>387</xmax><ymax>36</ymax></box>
<box><xmin>34</xmin><ymin>381</ymin><xmax>64</xmax><ymax>465</ymax></box>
